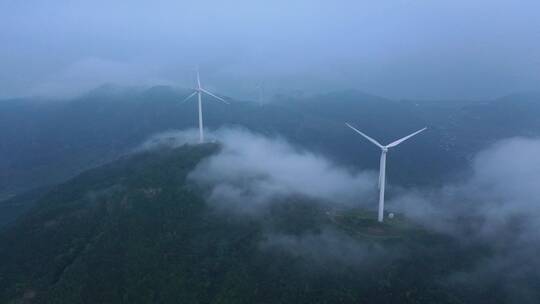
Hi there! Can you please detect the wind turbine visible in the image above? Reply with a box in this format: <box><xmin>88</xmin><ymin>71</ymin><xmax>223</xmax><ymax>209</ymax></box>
<box><xmin>182</xmin><ymin>68</ymin><xmax>229</xmax><ymax>143</ymax></box>
<box><xmin>255</xmin><ymin>81</ymin><xmax>264</xmax><ymax>106</ymax></box>
<box><xmin>345</xmin><ymin>123</ymin><xmax>427</xmax><ymax>222</ymax></box>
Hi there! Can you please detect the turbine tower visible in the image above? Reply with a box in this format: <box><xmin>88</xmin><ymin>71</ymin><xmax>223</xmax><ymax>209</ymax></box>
<box><xmin>182</xmin><ymin>68</ymin><xmax>229</xmax><ymax>143</ymax></box>
<box><xmin>255</xmin><ymin>81</ymin><xmax>264</xmax><ymax>106</ymax></box>
<box><xmin>345</xmin><ymin>123</ymin><xmax>427</xmax><ymax>222</ymax></box>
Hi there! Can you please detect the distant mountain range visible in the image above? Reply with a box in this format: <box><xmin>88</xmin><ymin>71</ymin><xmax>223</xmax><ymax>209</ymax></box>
<box><xmin>1</xmin><ymin>86</ymin><xmax>540</xmax><ymax>224</ymax></box>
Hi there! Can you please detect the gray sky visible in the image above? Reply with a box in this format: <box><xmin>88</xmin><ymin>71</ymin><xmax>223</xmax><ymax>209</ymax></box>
<box><xmin>1</xmin><ymin>0</ymin><xmax>539</xmax><ymax>100</ymax></box>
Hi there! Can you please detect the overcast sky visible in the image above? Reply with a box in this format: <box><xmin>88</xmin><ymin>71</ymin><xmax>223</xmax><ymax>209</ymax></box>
<box><xmin>1</xmin><ymin>0</ymin><xmax>539</xmax><ymax>100</ymax></box>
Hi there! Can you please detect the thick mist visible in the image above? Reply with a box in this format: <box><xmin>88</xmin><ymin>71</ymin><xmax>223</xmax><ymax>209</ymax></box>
<box><xmin>189</xmin><ymin>128</ymin><xmax>377</xmax><ymax>214</ymax></box>
<box><xmin>2</xmin><ymin>0</ymin><xmax>540</xmax><ymax>100</ymax></box>
<box><xmin>140</xmin><ymin>128</ymin><xmax>377</xmax><ymax>214</ymax></box>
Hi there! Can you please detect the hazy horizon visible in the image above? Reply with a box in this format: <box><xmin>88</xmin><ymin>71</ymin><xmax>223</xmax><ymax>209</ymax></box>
<box><xmin>2</xmin><ymin>0</ymin><xmax>540</xmax><ymax>100</ymax></box>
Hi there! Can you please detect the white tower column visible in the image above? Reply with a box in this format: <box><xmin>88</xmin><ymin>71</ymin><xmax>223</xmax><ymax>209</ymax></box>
<box><xmin>378</xmin><ymin>150</ymin><xmax>387</xmax><ymax>222</ymax></box>
<box><xmin>198</xmin><ymin>91</ymin><xmax>203</xmax><ymax>143</ymax></box>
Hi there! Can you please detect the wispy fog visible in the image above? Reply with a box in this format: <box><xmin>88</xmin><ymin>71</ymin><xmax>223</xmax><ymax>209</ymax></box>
<box><xmin>391</xmin><ymin>137</ymin><xmax>540</xmax><ymax>302</ymax></box>
<box><xmin>139</xmin><ymin>128</ymin><xmax>376</xmax><ymax>214</ymax></box>
<box><xmin>392</xmin><ymin>137</ymin><xmax>540</xmax><ymax>236</ymax></box>
<box><xmin>2</xmin><ymin>0</ymin><xmax>540</xmax><ymax>100</ymax></box>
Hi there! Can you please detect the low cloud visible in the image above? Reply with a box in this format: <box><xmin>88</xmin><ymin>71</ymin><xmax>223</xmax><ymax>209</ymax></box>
<box><xmin>138</xmin><ymin>127</ymin><xmax>376</xmax><ymax>215</ymax></box>
<box><xmin>391</xmin><ymin>137</ymin><xmax>540</xmax><ymax>236</ymax></box>
<box><xmin>136</xmin><ymin>129</ymin><xmax>202</xmax><ymax>151</ymax></box>
<box><xmin>187</xmin><ymin>128</ymin><xmax>376</xmax><ymax>215</ymax></box>
<box><xmin>390</xmin><ymin>137</ymin><xmax>540</xmax><ymax>302</ymax></box>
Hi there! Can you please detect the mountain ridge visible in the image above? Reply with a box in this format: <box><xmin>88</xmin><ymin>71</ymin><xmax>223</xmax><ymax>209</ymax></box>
<box><xmin>0</xmin><ymin>142</ymin><xmax>492</xmax><ymax>304</ymax></box>
<box><xmin>2</xmin><ymin>85</ymin><xmax>540</xmax><ymax>221</ymax></box>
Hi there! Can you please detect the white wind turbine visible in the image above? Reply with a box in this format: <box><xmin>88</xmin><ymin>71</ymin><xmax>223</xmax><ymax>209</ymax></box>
<box><xmin>182</xmin><ymin>68</ymin><xmax>229</xmax><ymax>143</ymax></box>
<box><xmin>345</xmin><ymin>123</ymin><xmax>427</xmax><ymax>222</ymax></box>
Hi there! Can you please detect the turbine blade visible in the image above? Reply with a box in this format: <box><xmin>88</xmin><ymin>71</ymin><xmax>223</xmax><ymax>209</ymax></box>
<box><xmin>201</xmin><ymin>88</ymin><xmax>229</xmax><ymax>104</ymax></box>
<box><xmin>196</xmin><ymin>68</ymin><xmax>201</xmax><ymax>89</ymax></box>
<box><xmin>345</xmin><ymin>123</ymin><xmax>384</xmax><ymax>148</ymax></box>
<box><xmin>386</xmin><ymin>127</ymin><xmax>427</xmax><ymax>148</ymax></box>
<box><xmin>181</xmin><ymin>91</ymin><xmax>197</xmax><ymax>103</ymax></box>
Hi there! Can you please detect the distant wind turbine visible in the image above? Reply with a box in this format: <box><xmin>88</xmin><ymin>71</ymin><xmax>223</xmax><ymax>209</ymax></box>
<box><xmin>345</xmin><ymin>123</ymin><xmax>427</xmax><ymax>222</ymax></box>
<box><xmin>182</xmin><ymin>68</ymin><xmax>229</xmax><ymax>143</ymax></box>
<box><xmin>255</xmin><ymin>81</ymin><xmax>264</xmax><ymax>106</ymax></box>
